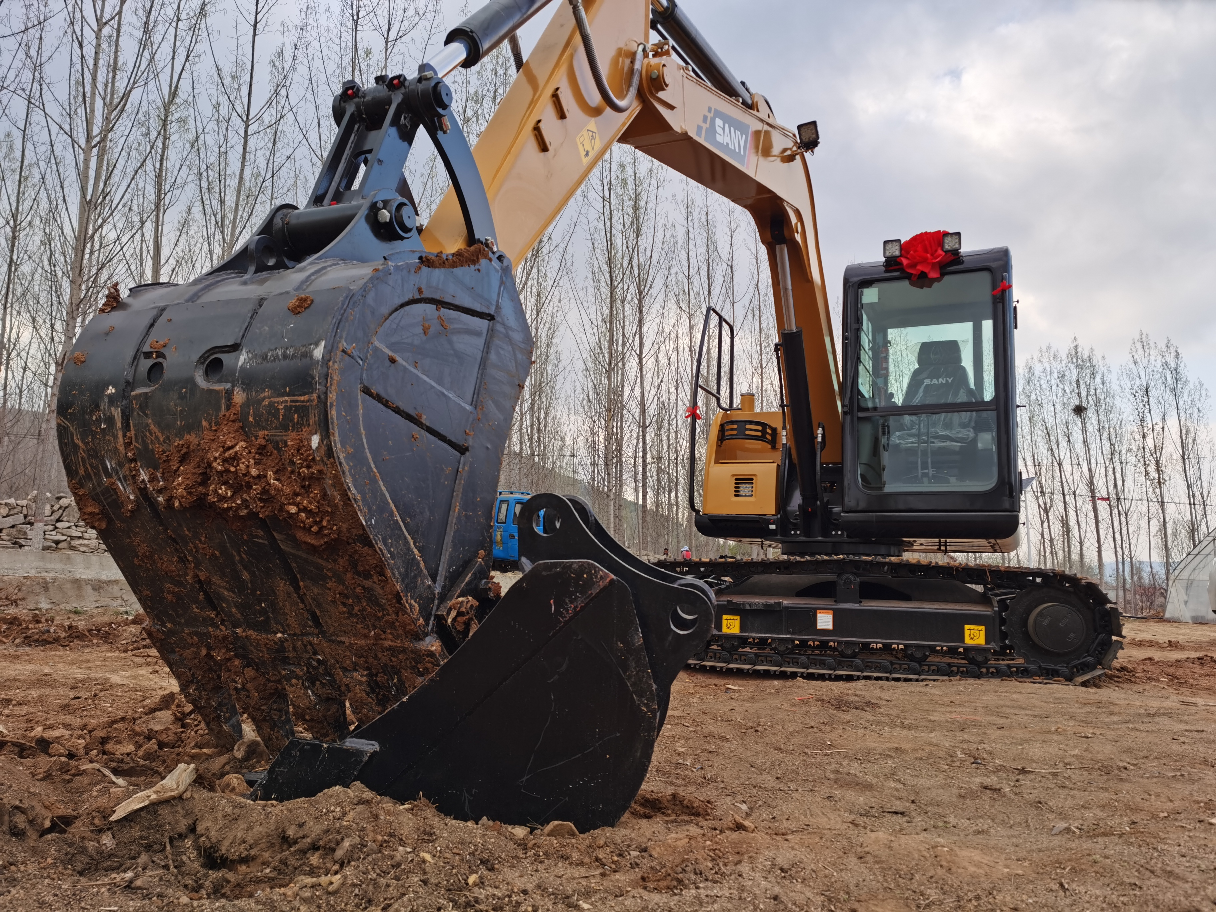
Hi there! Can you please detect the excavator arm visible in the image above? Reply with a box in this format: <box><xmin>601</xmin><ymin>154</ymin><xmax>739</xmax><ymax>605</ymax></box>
<box><xmin>423</xmin><ymin>0</ymin><xmax>842</xmax><ymax>464</ymax></box>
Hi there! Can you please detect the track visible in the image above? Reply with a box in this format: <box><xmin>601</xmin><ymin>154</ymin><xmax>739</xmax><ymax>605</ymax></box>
<box><xmin>654</xmin><ymin>555</ymin><xmax>1124</xmax><ymax>684</ymax></box>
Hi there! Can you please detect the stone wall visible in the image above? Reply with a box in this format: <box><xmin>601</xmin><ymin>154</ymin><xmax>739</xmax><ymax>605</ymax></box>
<box><xmin>0</xmin><ymin>493</ymin><xmax>107</xmax><ymax>555</ymax></box>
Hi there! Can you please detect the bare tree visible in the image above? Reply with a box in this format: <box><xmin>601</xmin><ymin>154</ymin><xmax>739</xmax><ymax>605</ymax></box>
<box><xmin>195</xmin><ymin>0</ymin><xmax>300</xmax><ymax>261</ymax></box>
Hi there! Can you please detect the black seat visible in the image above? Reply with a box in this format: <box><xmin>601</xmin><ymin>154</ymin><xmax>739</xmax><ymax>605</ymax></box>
<box><xmin>901</xmin><ymin>340</ymin><xmax>973</xmax><ymax>407</ymax></box>
<box><xmin>888</xmin><ymin>340</ymin><xmax>980</xmax><ymax>484</ymax></box>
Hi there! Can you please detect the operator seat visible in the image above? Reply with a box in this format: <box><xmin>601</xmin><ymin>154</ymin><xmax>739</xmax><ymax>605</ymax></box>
<box><xmin>901</xmin><ymin>340</ymin><xmax>972</xmax><ymax>407</ymax></box>
<box><xmin>889</xmin><ymin>340</ymin><xmax>979</xmax><ymax>483</ymax></box>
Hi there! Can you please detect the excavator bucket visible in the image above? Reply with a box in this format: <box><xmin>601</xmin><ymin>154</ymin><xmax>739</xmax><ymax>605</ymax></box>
<box><xmin>56</xmin><ymin>59</ymin><xmax>712</xmax><ymax>828</ymax></box>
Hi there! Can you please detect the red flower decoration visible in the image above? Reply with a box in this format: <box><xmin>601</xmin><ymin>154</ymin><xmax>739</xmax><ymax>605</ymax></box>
<box><xmin>992</xmin><ymin>281</ymin><xmax>1012</xmax><ymax>296</ymax></box>
<box><xmin>684</xmin><ymin>405</ymin><xmax>702</xmax><ymax>421</ymax></box>
<box><xmin>898</xmin><ymin>230</ymin><xmax>958</xmax><ymax>280</ymax></box>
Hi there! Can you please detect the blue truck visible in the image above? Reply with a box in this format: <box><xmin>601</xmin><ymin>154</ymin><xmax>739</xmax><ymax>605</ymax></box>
<box><xmin>492</xmin><ymin>490</ymin><xmax>531</xmax><ymax>566</ymax></box>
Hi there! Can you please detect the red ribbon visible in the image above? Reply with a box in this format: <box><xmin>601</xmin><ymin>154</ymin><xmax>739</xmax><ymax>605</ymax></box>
<box><xmin>684</xmin><ymin>405</ymin><xmax>702</xmax><ymax>421</ymax></box>
<box><xmin>992</xmin><ymin>281</ymin><xmax>1012</xmax><ymax>296</ymax></box>
<box><xmin>898</xmin><ymin>230</ymin><xmax>958</xmax><ymax>280</ymax></box>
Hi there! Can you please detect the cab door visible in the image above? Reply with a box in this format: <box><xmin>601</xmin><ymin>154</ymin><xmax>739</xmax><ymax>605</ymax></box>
<box><xmin>839</xmin><ymin>247</ymin><xmax>1020</xmax><ymax>544</ymax></box>
<box><xmin>492</xmin><ymin>497</ymin><xmax>510</xmax><ymax>561</ymax></box>
<box><xmin>504</xmin><ymin>497</ymin><xmax>525</xmax><ymax>560</ymax></box>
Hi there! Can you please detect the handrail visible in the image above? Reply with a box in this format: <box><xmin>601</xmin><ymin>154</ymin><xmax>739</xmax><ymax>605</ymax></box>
<box><xmin>686</xmin><ymin>305</ymin><xmax>735</xmax><ymax>514</ymax></box>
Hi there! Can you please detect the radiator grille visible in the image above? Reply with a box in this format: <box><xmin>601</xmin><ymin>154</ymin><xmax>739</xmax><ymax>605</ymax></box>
<box><xmin>733</xmin><ymin>477</ymin><xmax>756</xmax><ymax>498</ymax></box>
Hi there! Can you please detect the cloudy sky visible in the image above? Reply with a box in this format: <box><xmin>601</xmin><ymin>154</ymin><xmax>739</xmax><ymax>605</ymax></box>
<box><xmin>495</xmin><ymin>0</ymin><xmax>1216</xmax><ymax>387</ymax></box>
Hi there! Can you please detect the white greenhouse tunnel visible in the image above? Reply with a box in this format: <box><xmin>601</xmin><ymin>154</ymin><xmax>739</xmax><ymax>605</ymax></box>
<box><xmin>1165</xmin><ymin>529</ymin><xmax>1216</xmax><ymax>624</ymax></box>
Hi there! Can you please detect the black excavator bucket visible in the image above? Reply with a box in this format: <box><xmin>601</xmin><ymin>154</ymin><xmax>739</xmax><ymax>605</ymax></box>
<box><xmin>56</xmin><ymin>62</ymin><xmax>712</xmax><ymax>828</ymax></box>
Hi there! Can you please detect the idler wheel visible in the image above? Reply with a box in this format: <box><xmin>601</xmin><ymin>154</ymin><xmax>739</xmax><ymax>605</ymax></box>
<box><xmin>1027</xmin><ymin>602</ymin><xmax>1087</xmax><ymax>654</ymax></box>
<box><xmin>1006</xmin><ymin>587</ymin><xmax>1095</xmax><ymax>666</ymax></box>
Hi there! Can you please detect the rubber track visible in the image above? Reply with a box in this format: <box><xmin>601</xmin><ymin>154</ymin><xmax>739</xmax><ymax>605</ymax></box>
<box><xmin>654</xmin><ymin>555</ymin><xmax>1121</xmax><ymax>684</ymax></box>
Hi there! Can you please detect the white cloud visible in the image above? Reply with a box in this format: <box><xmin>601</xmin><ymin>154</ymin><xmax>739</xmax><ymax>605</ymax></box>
<box><xmin>686</xmin><ymin>0</ymin><xmax>1216</xmax><ymax>384</ymax></box>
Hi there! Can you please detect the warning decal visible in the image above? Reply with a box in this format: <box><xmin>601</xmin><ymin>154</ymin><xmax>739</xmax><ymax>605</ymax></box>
<box><xmin>721</xmin><ymin>614</ymin><xmax>741</xmax><ymax>634</ymax></box>
<box><xmin>576</xmin><ymin>120</ymin><xmax>600</xmax><ymax>162</ymax></box>
<box><xmin>964</xmin><ymin>624</ymin><xmax>986</xmax><ymax>645</ymax></box>
<box><xmin>816</xmin><ymin>610</ymin><xmax>834</xmax><ymax>631</ymax></box>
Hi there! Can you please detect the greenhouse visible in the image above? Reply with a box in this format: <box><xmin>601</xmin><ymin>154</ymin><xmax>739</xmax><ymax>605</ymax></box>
<box><xmin>1164</xmin><ymin>528</ymin><xmax>1216</xmax><ymax>624</ymax></box>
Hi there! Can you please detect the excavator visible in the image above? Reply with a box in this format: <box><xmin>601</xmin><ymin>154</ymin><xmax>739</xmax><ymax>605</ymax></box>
<box><xmin>56</xmin><ymin>0</ymin><xmax>1122</xmax><ymax>831</ymax></box>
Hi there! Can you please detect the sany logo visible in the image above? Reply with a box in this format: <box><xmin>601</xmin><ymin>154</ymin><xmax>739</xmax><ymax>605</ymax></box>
<box><xmin>715</xmin><ymin>117</ymin><xmax>747</xmax><ymax>156</ymax></box>
<box><xmin>696</xmin><ymin>106</ymin><xmax>751</xmax><ymax>168</ymax></box>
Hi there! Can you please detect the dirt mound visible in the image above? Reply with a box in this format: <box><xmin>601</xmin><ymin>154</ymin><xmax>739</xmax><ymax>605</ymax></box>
<box><xmin>1125</xmin><ymin>637</ymin><xmax>1189</xmax><ymax>650</ymax></box>
<box><xmin>630</xmin><ymin>790</ymin><xmax>715</xmax><ymax>819</ymax></box>
<box><xmin>7</xmin><ymin>781</ymin><xmax>654</xmax><ymax>906</ymax></box>
<box><xmin>0</xmin><ymin>610</ymin><xmax>144</xmax><ymax>649</ymax></box>
<box><xmin>0</xmin><ymin>688</ymin><xmax>231</xmax><ymax>796</ymax></box>
<box><xmin>1106</xmin><ymin>653</ymin><xmax>1216</xmax><ymax>690</ymax></box>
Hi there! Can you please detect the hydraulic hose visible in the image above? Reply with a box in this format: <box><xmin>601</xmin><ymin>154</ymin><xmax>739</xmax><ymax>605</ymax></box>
<box><xmin>567</xmin><ymin>0</ymin><xmax>643</xmax><ymax>114</ymax></box>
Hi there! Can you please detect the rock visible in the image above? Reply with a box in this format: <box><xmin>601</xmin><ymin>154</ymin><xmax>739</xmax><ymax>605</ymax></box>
<box><xmin>540</xmin><ymin>820</ymin><xmax>578</xmax><ymax>838</ymax></box>
<box><xmin>216</xmin><ymin>774</ymin><xmax>249</xmax><ymax>796</ymax></box>
<box><xmin>731</xmin><ymin>814</ymin><xmax>756</xmax><ymax>833</ymax></box>
<box><xmin>508</xmin><ymin>826</ymin><xmax>531</xmax><ymax>839</ymax></box>
<box><xmin>467</xmin><ymin>873</ymin><xmax>480</xmax><ymax>887</ymax></box>
<box><xmin>139</xmin><ymin>710</ymin><xmax>177</xmax><ymax>733</ymax></box>
<box><xmin>200</xmin><ymin>753</ymin><xmax>235</xmax><ymax>779</ymax></box>
<box><xmin>41</xmin><ymin>756</ymin><xmax>71</xmax><ymax>778</ymax></box>
<box><xmin>233</xmin><ymin>736</ymin><xmax>269</xmax><ymax>764</ymax></box>
<box><xmin>63</xmin><ymin>504</ymin><xmax>81</xmax><ymax>523</ymax></box>
<box><xmin>333</xmin><ymin>836</ymin><xmax>359</xmax><ymax>864</ymax></box>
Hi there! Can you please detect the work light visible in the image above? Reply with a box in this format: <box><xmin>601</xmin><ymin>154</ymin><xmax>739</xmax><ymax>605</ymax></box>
<box><xmin>797</xmin><ymin>121</ymin><xmax>819</xmax><ymax>152</ymax></box>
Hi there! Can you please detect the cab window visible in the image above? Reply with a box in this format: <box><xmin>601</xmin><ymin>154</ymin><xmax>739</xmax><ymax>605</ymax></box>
<box><xmin>855</xmin><ymin>271</ymin><xmax>999</xmax><ymax>493</ymax></box>
<box><xmin>496</xmin><ymin>500</ymin><xmax>509</xmax><ymax>524</ymax></box>
<box><xmin>512</xmin><ymin>501</ymin><xmax>523</xmax><ymax>526</ymax></box>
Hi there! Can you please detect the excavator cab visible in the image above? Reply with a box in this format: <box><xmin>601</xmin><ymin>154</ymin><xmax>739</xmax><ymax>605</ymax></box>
<box><xmin>691</xmin><ymin>241</ymin><xmax>1020</xmax><ymax>553</ymax></box>
<box><xmin>839</xmin><ymin>244</ymin><xmax>1021</xmax><ymax>549</ymax></box>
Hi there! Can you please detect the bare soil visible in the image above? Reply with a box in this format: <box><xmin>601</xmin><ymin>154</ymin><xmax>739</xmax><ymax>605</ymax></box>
<box><xmin>2</xmin><ymin>606</ymin><xmax>1216</xmax><ymax>912</ymax></box>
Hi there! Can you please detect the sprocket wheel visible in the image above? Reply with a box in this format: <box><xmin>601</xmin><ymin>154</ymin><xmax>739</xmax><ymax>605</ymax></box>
<box><xmin>1005</xmin><ymin>587</ymin><xmax>1095</xmax><ymax>667</ymax></box>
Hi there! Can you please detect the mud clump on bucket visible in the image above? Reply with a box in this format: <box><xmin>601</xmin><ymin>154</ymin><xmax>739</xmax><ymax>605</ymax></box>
<box><xmin>68</xmin><ymin>479</ymin><xmax>107</xmax><ymax>530</ymax></box>
<box><xmin>415</xmin><ymin>244</ymin><xmax>492</xmax><ymax>272</ymax></box>
<box><xmin>287</xmin><ymin>294</ymin><xmax>313</xmax><ymax>315</ymax></box>
<box><xmin>144</xmin><ymin>403</ymin><xmax>438</xmax><ymax>740</ymax></box>
<box><xmin>98</xmin><ymin>281</ymin><xmax>122</xmax><ymax>313</ymax></box>
<box><xmin>155</xmin><ymin>404</ymin><xmax>343</xmax><ymax>548</ymax></box>
<box><xmin>71</xmin><ymin>351</ymin><xmax>87</xmax><ymax>365</ymax></box>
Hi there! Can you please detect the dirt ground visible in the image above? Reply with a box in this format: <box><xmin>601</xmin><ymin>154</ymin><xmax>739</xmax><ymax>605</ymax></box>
<box><xmin>2</xmin><ymin>603</ymin><xmax>1216</xmax><ymax>912</ymax></box>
